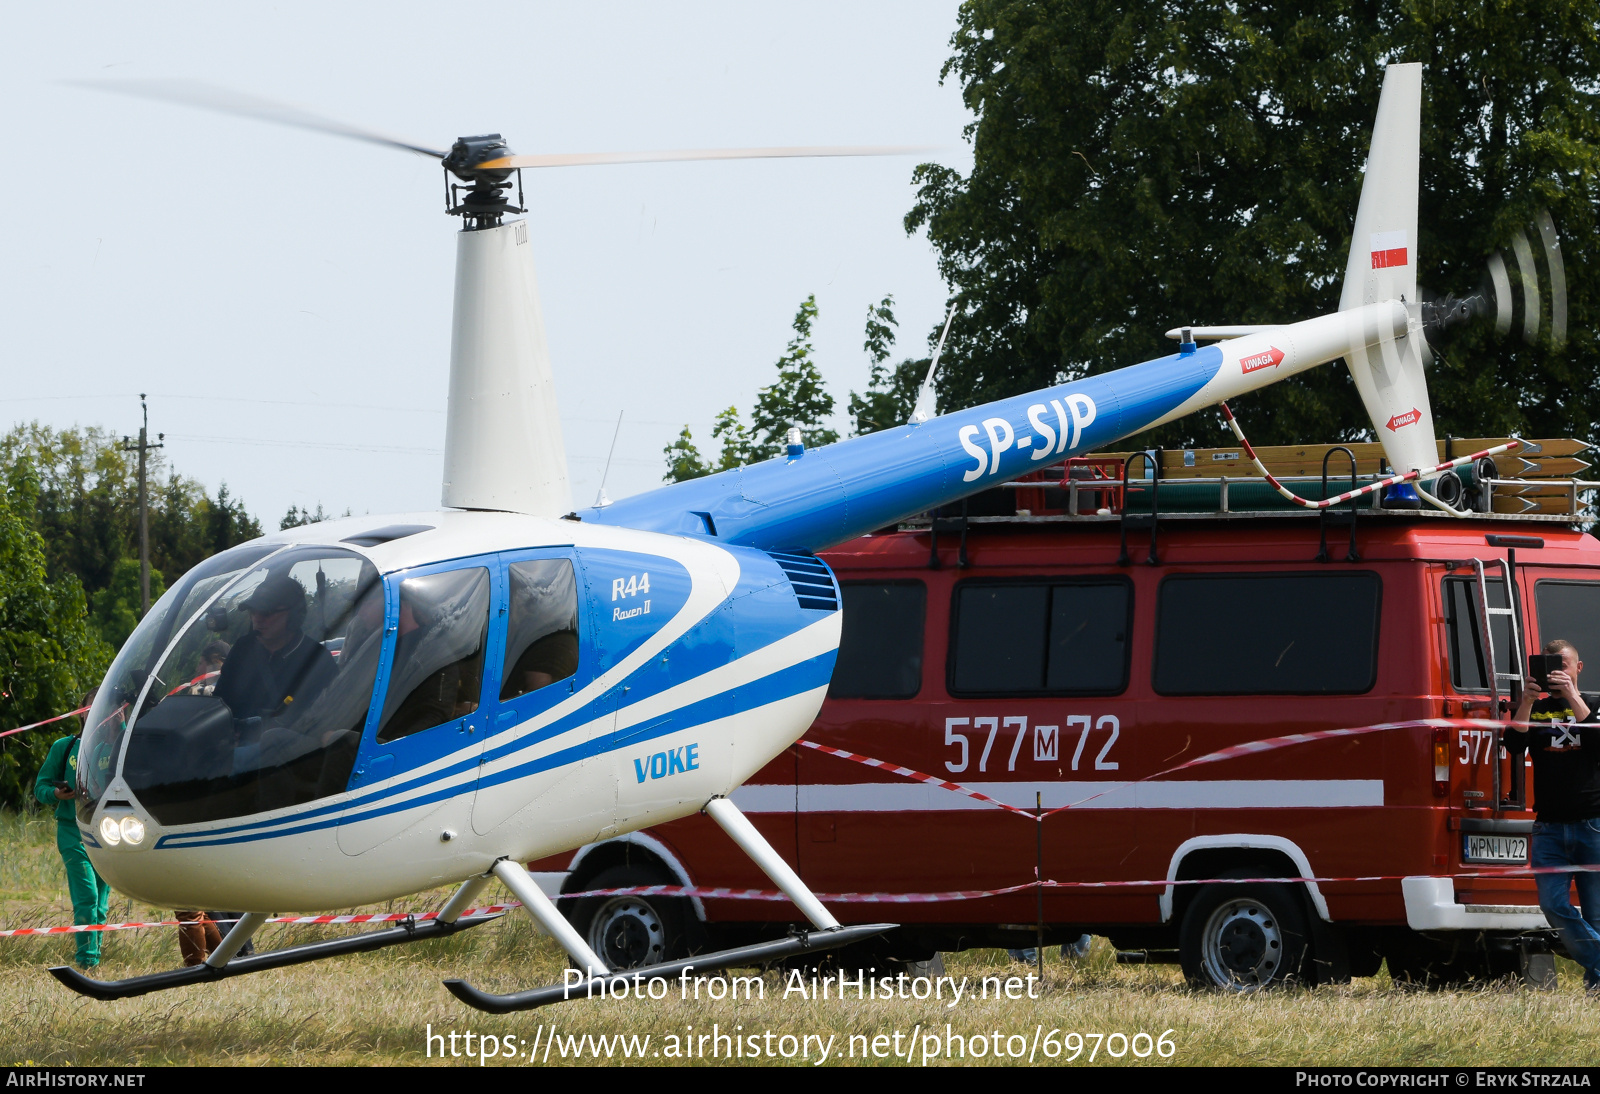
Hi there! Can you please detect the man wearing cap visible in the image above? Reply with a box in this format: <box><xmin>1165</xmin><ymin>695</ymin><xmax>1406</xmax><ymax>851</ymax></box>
<box><xmin>216</xmin><ymin>573</ymin><xmax>336</xmax><ymax>723</ymax></box>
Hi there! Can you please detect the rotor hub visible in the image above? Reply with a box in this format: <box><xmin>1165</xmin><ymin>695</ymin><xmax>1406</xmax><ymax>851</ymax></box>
<box><xmin>443</xmin><ymin>134</ymin><xmax>523</xmax><ymax>230</ymax></box>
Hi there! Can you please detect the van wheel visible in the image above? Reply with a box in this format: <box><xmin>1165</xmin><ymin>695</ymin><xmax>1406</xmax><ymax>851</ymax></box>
<box><xmin>564</xmin><ymin>865</ymin><xmax>693</xmax><ymax>969</ymax></box>
<box><xmin>1180</xmin><ymin>875</ymin><xmax>1309</xmax><ymax>991</ymax></box>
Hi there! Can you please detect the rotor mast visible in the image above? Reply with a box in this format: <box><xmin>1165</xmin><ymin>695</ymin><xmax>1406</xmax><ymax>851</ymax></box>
<box><xmin>439</xmin><ymin>137</ymin><xmax>572</xmax><ymax>516</ymax></box>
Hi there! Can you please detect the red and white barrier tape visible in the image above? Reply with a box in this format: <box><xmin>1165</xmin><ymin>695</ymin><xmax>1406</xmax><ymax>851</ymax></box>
<box><xmin>0</xmin><ymin>706</ymin><xmax>90</xmax><ymax>741</ymax></box>
<box><xmin>796</xmin><ymin>740</ymin><xmax>1036</xmax><ymax>818</ymax></box>
<box><xmin>1218</xmin><ymin>401</ymin><xmax>1517</xmax><ymax>512</ymax></box>
<box><xmin>12</xmin><ymin>861</ymin><xmax>1598</xmax><ymax>937</ymax></box>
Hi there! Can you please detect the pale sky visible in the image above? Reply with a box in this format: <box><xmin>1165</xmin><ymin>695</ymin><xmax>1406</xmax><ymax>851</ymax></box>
<box><xmin>0</xmin><ymin>2</ymin><xmax>971</xmax><ymax>527</ymax></box>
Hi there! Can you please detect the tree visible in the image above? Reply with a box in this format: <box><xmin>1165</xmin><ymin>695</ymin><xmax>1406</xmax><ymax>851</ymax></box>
<box><xmin>849</xmin><ymin>294</ymin><xmax>932</xmax><ymax>434</ymax></box>
<box><xmin>0</xmin><ymin>424</ymin><xmax>263</xmax><ymax>609</ymax></box>
<box><xmin>0</xmin><ymin>460</ymin><xmax>110</xmax><ymax>809</ymax></box>
<box><xmin>710</xmin><ymin>407</ymin><xmax>756</xmax><ymax>470</ymax></box>
<box><xmin>663</xmin><ymin>295</ymin><xmax>843</xmax><ymax>479</ymax></box>
<box><xmin>90</xmin><ymin>557</ymin><xmax>166</xmax><ymax>651</ymax></box>
<box><xmin>281</xmin><ymin>503</ymin><xmax>331</xmax><ymax>529</ymax></box>
<box><xmin>907</xmin><ymin>1</ymin><xmax>1600</xmax><ymax>448</ymax></box>
<box><xmin>749</xmin><ymin>295</ymin><xmax>839</xmax><ymax>460</ymax></box>
<box><xmin>662</xmin><ymin>427</ymin><xmax>711</xmax><ymax>483</ymax></box>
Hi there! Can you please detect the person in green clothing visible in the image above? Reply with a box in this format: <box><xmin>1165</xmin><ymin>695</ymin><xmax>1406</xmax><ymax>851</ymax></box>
<box><xmin>34</xmin><ymin>698</ymin><xmax>112</xmax><ymax>969</ymax></box>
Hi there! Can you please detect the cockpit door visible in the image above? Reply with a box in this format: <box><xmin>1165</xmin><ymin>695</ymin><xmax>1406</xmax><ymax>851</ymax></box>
<box><xmin>469</xmin><ymin>548</ymin><xmax>611</xmax><ymax>840</ymax></box>
<box><xmin>338</xmin><ymin>556</ymin><xmax>500</xmax><ymax>856</ymax></box>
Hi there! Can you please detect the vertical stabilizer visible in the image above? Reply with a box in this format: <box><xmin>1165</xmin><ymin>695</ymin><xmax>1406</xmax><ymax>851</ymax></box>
<box><xmin>442</xmin><ymin>220</ymin><xmax>572</xmax><ymax>515</ymax></box>
<box><xmin>1339</xmin><ymin>62</ymin><xmax>1438</xmax><ymax>475</ymax></box>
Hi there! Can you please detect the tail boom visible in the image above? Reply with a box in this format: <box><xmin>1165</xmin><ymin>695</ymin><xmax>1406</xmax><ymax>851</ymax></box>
<box><xmin>586</xmin><ymin>302</ymin><xmax>1411</xmax><ymax>553</ymax></box>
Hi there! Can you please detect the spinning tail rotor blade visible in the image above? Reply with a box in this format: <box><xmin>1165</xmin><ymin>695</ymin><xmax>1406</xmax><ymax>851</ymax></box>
<box><xmin>69</xmin><ymin>78</ymin><xmax>450</xmax><ymax>159</ymax></box>
<box><xmin>1421</xmin><ymin>211</ymin><xmax>1570</xmax><ymax>351</ymax></box>
<box><xmin>1536</xmin><ymin>208</ymin><xmax>1568</xmax><ymax>348</ymax></box>
<box><xmin>476</xmin><ymin>145</ymin><xmax>930</xmax><ymax>170</ymax></box>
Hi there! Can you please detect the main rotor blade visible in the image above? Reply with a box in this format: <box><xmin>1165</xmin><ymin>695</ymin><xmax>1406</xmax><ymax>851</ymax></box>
<box><xmin>69</xmin><ymin>78</ymin><xmax>449</xmax><ymax>159</ymax></box>
<box><xmin>477</xmin><ymin>145</ymin><xmax>932</xmax><ymax>170</ymax></box>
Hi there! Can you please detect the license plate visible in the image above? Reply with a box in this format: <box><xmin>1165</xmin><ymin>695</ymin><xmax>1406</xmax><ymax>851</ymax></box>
<box><xmin>1463</xmin><ymin>834</ymin><xmax>1528</xmax><ymax>864</ymax></box>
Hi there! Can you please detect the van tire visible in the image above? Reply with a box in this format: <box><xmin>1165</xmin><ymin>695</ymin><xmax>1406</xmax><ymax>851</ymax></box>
<box><xmin>1180</xmin><ymin>872</ymin><xmax>1310</xmax><ymax>991</ymax></box>
<box><xmin>564</xmin><ymin>864</ymin><xmax>694</xmax><ymax>970</ymax></box>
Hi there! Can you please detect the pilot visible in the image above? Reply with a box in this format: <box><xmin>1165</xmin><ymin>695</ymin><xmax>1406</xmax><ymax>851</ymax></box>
<box><xmin>216</xmin><ymin>573</ymin><xmax>336</xmax><ymax>724</ymax></box>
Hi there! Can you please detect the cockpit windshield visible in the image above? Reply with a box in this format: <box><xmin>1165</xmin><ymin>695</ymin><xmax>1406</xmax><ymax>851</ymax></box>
<box><xmin>78</xmin><ymin>542</ymin><xmax>283</xmax><ymax>822</ymax></box>
<box><xmin>103</xmin><ymin>545</ymin><xmax>385</xmax><ymax>826</ymax></box>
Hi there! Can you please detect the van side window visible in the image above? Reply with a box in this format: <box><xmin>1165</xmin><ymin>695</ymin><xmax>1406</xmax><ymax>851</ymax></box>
<box><xmin>949</xmin><ymin>579</ymin><xmax>1131</xmax><ymax>696</ymax></box>
<box><xmin>377</xmin><ymin>567</ymin><xmax>491</xmax><ymax>743</ymax></box>
<box><xmin>1534</xmin><ymin>580</ymin><xmax>1600</xmax><ymax>666</ymax></box>
<box><xmin>501</xmin><ymin>559</ymin><xmax>580</xmax><ymax>701</ymax></box>
<box><xmin>829</xmin><ymin>582</ymin><xmax>926</xmax><ymax>699</ymax></box>
<box><xmin>1154</xmin><ymin>572</ymin><xmax>1381</xmax><ymax>695</ymax></box>
<box><xmin>1443</xmin><ymin>577</ymin><xmax>1516</xmax><ymax>691</ymax></box>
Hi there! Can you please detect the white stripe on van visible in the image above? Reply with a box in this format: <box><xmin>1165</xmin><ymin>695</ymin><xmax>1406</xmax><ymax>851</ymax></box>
<box><xmin>731</xmin><ymin>780</ymin><xmax>1383</xmax><ymax>813</ymax></box>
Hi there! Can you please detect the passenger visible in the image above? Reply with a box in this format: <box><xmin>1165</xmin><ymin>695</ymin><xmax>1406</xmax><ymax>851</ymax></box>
<box><xmin>381</xmin><ymin>600</ymin><xmax>481</xmax><ymax>740</ymax></box>
<box><xmin>186</xmin><ymin>641</ymin><xmax>231</xmax><ymax>696</ymax></box>
<box><xmin>1507</xmin><ymin>638</ymin><xmax>1600</xmax><ymax>992</ymax></box>
<box><xmin>33</xmin><ymin>690</ymin><xmax>112</xmax><ymax>969</ymax></box>
<box><xmin>216</xmin><ymin>574</ymin><xmax>336</xmax><ymax>723</ymax></box>
<box><xmin>504</xmin><ymin>626</ymin><xmax>579</xmax><ymax>696</ymax></box>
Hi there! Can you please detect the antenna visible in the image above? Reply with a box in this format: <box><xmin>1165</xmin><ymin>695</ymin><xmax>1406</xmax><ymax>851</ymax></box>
<box><xmin>594</xmin><ymin>410</ymin><xmax>624</xmax><ymax>508</ymax></box>
<box><xmin>909</xmin><ymin>303</ymin><xmax>958</xmax><ymax>425</ymax></box>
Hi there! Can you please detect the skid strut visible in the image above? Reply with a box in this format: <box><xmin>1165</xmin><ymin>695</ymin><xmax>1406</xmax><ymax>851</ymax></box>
<box><xmin>445</xmin><ymin>796</ymin><xmax>896</xmax><ymax>1013</ymax></box>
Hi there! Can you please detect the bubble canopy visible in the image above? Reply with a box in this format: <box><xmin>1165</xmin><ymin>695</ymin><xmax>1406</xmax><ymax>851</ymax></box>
<box><xmin>80</xmin><ymin>543</ymin><xmax>386</xmax><ymax>827</ymax></box>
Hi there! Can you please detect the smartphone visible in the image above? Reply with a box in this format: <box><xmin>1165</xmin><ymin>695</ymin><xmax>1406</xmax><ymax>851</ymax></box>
<box><xmin>1529</xmin><ymin>653</ymin><xmax>1562</xmax><ymax>691</ymax></box>
<box><xmin>53</xmin><ymin>780</ymin><xmax>70</xmax><ymax>793</ymax></box>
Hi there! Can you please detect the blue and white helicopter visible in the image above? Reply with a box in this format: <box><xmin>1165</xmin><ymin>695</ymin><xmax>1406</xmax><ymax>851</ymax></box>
<box><xmin>59</xmin><ymin>65</ymin><xmax>1471</xmax><ymax>1010</ymax></box>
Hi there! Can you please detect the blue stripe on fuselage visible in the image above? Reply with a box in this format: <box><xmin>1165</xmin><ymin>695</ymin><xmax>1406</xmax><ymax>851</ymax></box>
<box><xmin>153</xmin><ymin>649</ymin><xmax>836</xmax><ymax>849</ymax></box>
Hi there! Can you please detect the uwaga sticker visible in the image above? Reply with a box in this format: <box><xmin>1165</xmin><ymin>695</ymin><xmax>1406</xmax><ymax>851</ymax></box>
<box><xmin>1240</xmin><ymin>346</ymin><xmax>1285</xmax><ymax>374</ymax></box>
<box><xmin>1386</xmin><ymin>408</ymin><xmax>1422</xmax><ymax>431</ymax></box>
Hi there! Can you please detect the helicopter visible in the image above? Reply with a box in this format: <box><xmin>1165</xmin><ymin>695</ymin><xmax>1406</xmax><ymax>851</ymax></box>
<box><xmin>52</xmin><ymin>64</ymin><xmax>1516</xmax><ymax>1012</ymax></box>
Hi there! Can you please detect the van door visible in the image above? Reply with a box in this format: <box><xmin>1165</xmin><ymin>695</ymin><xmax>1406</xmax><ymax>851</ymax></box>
<box><xmin>1440</xmin><ymin>570</ymin><xmax>1525</xmax><ymax>808</ymax></box>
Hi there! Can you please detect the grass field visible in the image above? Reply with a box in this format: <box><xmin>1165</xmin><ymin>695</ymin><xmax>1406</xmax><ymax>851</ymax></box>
<box><xmin>3</xmin><ymin>807</ymin><xmax>1598</xmax><ymax>1067</ymax></box>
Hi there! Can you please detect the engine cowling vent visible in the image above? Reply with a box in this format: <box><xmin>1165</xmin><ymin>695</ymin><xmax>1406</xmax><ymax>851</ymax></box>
<box><xmin>768</xmin><ymin>551</ymin><xmax>839</xmax><ymax>612</ymax></box>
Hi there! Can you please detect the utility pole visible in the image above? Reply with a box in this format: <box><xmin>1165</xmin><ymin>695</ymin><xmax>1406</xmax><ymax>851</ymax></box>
<box><xmin>121</xmin><ymin>394</ymin><xmax>164</xmax><ymax>616</ymax></box>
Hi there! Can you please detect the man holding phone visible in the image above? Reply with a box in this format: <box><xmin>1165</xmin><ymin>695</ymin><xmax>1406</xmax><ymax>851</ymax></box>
<box><xmin>1509</xmin><ymin>639</ymin><xmax>1600</xmax><ymax>991</ymax></box>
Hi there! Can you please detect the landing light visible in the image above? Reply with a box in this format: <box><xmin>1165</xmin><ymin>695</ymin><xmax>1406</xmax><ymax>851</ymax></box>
<box><xmin>99</xmin><ymin>816</ymin><xmax>122</xmax><ymax>846</ymax></box>
<box><xmin>120</xmin><ymin>816</ymin><xmax>146</xmax><ymax>846</ymax></box>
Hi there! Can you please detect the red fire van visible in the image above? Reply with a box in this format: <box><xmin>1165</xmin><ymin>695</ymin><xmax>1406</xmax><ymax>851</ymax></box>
<box><xmin>534</xmin><ymin>440</ymin><xmax>1598</xmax><ymax>989</ymax></box>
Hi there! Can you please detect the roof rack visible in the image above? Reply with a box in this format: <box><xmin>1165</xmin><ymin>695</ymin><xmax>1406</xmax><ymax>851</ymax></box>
<box><xmin>902</xmin><ymin>438</ymin><xmax>1597</xmax><ymax>531</ymax></box>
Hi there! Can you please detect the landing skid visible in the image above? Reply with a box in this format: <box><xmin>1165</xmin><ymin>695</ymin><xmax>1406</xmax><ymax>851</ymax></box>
<box><xmin>445</xmin><ymin>922</ymin><xmax>896</xmax><ymax>1013</ymax></box>
<box><xmin>49</xmin><ymin>912</ymin><xmax>500</xmax><ymax>1001</ymax></box>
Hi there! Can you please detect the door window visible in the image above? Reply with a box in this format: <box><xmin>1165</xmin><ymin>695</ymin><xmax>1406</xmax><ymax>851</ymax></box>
<box><xmin>376</xmin><ymin>567</ymin><xmax>491</xmax><ymax>743</ymax></box>
<box><xmin>1534</xmin><ymin>580</ymin><xmax>1600</xmax><ymax>667</ymax></box>
<box><xmin>1444</xmin><ymin>576</ymin><xmax>1518</xmax><ymax>691</ymax></box>
<box><xmin>500</xmin><ymin>559</ymin><xmax>580</xmax><ymax>701</ymax></box>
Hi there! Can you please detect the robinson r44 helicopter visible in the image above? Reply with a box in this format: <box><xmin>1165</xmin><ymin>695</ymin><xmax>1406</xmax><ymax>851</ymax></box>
<box><xmin>57</xmin><ymin>64</ymin><xmax>1526</xmax><ymax>1011</ymax></box>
